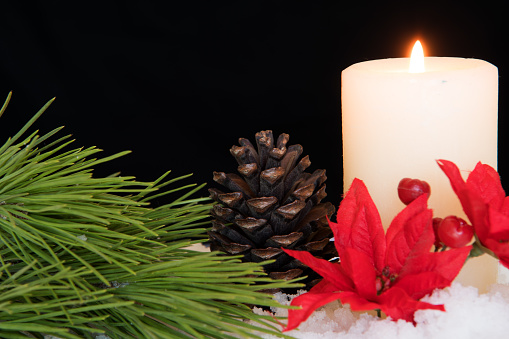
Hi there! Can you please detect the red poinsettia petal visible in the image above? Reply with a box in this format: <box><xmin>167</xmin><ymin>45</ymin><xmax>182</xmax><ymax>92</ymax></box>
<box><xmin>284</xmin><ymin>289</ymin><xmax>343</xmax><ymax>332</ymax></box>
<box><xmin>437</xmin><ymin>160</ymin><xmax>468</xmax><ymax>196</ymax></box>
<box><xmin>338</xmin><ymin>284</ymin><xmax>445</xmax><ymax>323</ymax></box>
<box><xmin>485</xmin><ymin>208</ymin><xmax>509</xmax><ymax>269</ymax></box>
<box><xmin>398</xmin><ymin>246</ymin><xmax>472</xmax><ymax>284</ymax></box>
<box><xmin>376</xmin><ymin>286</ymin><xmax>445</xmax><ymax>323</ymax></box>
<box><xmin>341</xmin><ymin>247</ymin><xmax>377</xmax><ymax>300</ymax></box>
<box><xmin>501</xmin><ymin>197</ymin><xmax>509</xmax><ymax>217</ymax></box>
<box><xmin>466</xmin><ymin>162</ymin><xmax>506</xmax><ymax>210</ymax></box>
<box><xmin>385</xmin><ymin>194</ymin><xmax>429</xmax><ymax>248</ymax></box>
<box><xmin>330</xmin><ymin>190</ymin><xmax>355</xmax><ymax>250</ymax></box>
<box><xmin>336</xmin><ymin>291</ymin><xmax>381</xmax><ymax>312</ymax></box>
<box><xmin>392</xmin><ymin>271</ymin><xmax>452</xmax><ymax>300</ymax></box>
<box><xmin>385</xmin><ymin>195</ymin><xmax>434</xmax><ymax>274</ymax></box>
<box><xmin>308</xmin><ymin>278</ymin><xmax>340</xmax><ymax>294</ymax></box>
<box><xmin>484</xmin><ymin>238</ymin><xmax>509</xmax><ymax>265</ymax></box>
<box><xmin>283</xmin><ymin>248</ymin><xmax>354</xmax><ymax>291</ymax></box>
<box><xmin>438</xmin><ymin>160</ymin><xmax>491</xmax><ymax>242</ymax></box>
<box><xmin>487</xmin><ymin>208</ymin><xmax>509</xmax><ymax>240</ymax></box>
<box><xmin>331</xmin><ymin>178</ymin><xmax>386</xmax><ymax>272</ymax></box>
<box><xmin>460</xmin><ymin>188</ymin><xmax>491</xmax><ymax>243</ymax></box>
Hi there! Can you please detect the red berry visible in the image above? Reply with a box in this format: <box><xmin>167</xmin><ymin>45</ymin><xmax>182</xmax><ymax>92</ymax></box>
<box><xmin>437</xmin><ymin>216</ymin><xmax>474</xmax><ymax>248</ymax></box>
<box><xmin>397</xmin><ymin>178</ymin><xmax>431</xmax><ymax>205</ymax></box>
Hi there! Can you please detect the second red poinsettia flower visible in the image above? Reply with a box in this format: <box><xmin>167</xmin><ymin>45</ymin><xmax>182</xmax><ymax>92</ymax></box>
<box><xmin>283</xmin><ymin>178</ymin><xmax>471</xmax><ymax>331</ymax></box>
<box><xmin>438</xmin><ymin>159</ymin><xmax>509</xmax><ymax>268</ymax></box>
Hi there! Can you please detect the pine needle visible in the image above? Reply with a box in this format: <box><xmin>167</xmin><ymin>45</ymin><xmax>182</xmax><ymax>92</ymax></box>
<box><xmin>0</xmin><ymin>94</ymin><xmax>299</xmax><ymax>338</ymax></box>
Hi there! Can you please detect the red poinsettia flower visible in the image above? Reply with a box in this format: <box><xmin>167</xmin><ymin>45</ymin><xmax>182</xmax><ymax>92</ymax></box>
<box><xmin>282</xmin><ymin>178</ymin><xmax>471</xmax><ymax>331</ymax></box>
<box><xmin>438</xmin><ymin>159</ymin><xmax>509</xmax><ymax>268</ymax></box>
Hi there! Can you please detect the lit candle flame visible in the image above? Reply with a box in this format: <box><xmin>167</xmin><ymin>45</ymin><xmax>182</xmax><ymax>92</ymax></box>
<box><xmin>409</xmin><ymin>40</ymin><xmax>425</xmax><ymax>73</ymax></box>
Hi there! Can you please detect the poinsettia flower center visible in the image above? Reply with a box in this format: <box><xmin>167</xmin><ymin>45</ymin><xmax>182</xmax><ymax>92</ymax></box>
<box><xmin>376</xmin><ymin>266</ymin><xmax>397</xmax><ymax>295</ymax></box>
<box><xmin>381</xmin><ymin>266</ymin><xmax>390</xmax><ymax>277</ymax></box>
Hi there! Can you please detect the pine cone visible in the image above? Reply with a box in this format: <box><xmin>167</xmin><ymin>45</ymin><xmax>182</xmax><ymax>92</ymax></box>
<box><xmin>208</xmin><ymin>130</ymin><xmax>336</xmax><ymax>291</ymax></box>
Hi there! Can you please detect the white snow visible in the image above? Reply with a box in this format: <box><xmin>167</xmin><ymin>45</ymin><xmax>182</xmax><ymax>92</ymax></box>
<box><xmin>253</xmin><ymin>283</ymin><xmax>509</xmax><ymax>339</ymax></box>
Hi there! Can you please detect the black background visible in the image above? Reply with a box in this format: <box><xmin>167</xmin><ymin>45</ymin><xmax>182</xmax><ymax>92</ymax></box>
<box><xmin>1</xmin><ymin>1</ymin><xmax>507</xmax><ymax>209</ymax></box>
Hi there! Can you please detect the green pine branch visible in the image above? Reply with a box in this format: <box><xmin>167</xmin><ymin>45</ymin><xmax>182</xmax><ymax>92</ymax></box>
<box><xmin>0</xmin><ymin>93</ymin><xmax>300</xmax><ymax>339</ymax></box>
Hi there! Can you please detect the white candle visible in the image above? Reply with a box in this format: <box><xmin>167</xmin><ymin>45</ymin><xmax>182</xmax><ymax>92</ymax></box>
<box><xmin>341</xmin><ymin>41</ymin><xmax>499</xmax><ymax>293</ymax></box>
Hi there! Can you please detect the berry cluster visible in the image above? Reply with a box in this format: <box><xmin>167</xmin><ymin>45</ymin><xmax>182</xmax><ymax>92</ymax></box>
<box><xmin>397</xmin><ymin>178</ymin><xmax>474</xmax><ymax>249</ymax></box>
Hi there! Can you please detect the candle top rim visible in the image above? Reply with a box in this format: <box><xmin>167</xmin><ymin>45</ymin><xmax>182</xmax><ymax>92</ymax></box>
<box><xmin>344</xmin><ymin>57</ymin><xmax>496</xmax><ymax>74</ymax></box>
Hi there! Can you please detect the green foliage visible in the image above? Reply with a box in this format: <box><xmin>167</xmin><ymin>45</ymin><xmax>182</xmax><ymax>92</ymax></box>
<box><xmin>0</xmin><ymin>93</ymin><xmax>300</xmax><ymax>338</ymax></box>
